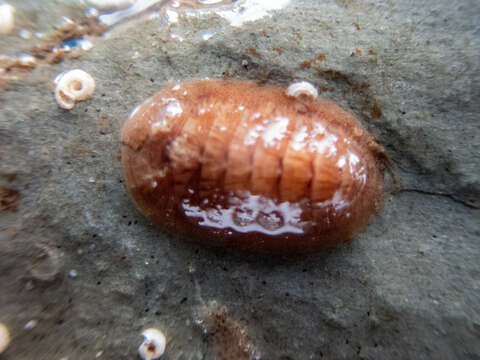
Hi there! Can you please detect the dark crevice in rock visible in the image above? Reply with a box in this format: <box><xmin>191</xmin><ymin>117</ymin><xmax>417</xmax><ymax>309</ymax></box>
<box><xmin>398</xmin><ymin>188</ymin><xmax>479</xmax><ymax>209</ymax></box>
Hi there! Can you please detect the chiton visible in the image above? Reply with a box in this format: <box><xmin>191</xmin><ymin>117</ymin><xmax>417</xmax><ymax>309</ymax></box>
<box><xmin>121</xmin><ymin>80</ymin><xmax>384</xmax><ymax>253</ymax></box>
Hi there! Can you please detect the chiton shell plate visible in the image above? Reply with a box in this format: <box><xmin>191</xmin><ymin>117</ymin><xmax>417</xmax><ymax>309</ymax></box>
<box><xmin>121</xmin><ymin>80</ymin><xmax>384</xmax><ymax>253</ymax></box>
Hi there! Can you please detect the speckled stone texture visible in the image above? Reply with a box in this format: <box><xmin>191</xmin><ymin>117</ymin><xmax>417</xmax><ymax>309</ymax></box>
<box><xmin>0</xmin><ymin>0</ymin><xmax>479</xmax><ymax>359</ymax></box>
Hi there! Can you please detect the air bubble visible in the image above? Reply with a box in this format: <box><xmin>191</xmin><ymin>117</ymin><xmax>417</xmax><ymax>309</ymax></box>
<box><xmin>256</xmin><ymin>210</ymin><xmax>284</xmax><ymax>231</ymax></box>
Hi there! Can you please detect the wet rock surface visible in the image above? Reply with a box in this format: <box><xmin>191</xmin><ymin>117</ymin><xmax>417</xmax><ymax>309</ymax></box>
<box><xmin>0</xmin><ymin>0</ymin><xmax>479</xmax><ymax>359</ymax></box>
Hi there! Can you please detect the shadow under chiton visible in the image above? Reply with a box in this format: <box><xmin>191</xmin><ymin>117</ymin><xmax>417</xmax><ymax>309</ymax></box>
<box><xmin>121</xmin><ymin>80</ymin><xmax>385</xmax><ymax>254</ymax></box>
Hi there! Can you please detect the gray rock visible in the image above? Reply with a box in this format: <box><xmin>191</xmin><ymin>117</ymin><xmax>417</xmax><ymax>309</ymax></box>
<box><xmin>0</xmin><ymin>0</ymin><xmax>479</xmax><ymax>359</ymax></box>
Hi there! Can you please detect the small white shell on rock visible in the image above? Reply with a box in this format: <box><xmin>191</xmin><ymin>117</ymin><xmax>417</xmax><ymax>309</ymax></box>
<box><xmin>53</xmin><ymin>69</ymin><xmax>95</xmax><ymax>110</ymax></box>
<box><xmin>24</xmin><ymin>320</ymin><xmax>37</xmax><ymax>329</ymax></box>
<box><xmin>286</xmin><ymin>81</ymin><xmax>318</xmax><ymax>99</ymax></box>
<box><xmin>18</xmin><ymin>54</ymin><xmax>36</xmax><ymax>67</ymax></box>
<box><xmin>0</xmin><ymin>322</ymin><xmax>10</xmax><ymax>354</ymax></box>
<box><xmin>138</xmin><ymin>328</ymin><xmax>166</xmax><ymax>360</ymax></box>
<box><xmin>0</xmin><ymin>3</ymin><xmax>14</xmax><ymax>35</ymax></box>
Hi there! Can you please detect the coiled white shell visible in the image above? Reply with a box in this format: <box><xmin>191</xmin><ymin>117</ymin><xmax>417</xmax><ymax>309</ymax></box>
<box><xmin>53</xmin><ymin>69</ymin><xmax>95</xmax><ymax>110</ymax></box>
<box><xmin>138</xmin><ymin>328</ymin><xmax>166</xmax><ymax>360</ymax></box>
<box><xmin>0</xmin><ymin>322</ymin><xmax>10</xmax><ymax>354</ymax></box>
<box><xmin>286</xmin><ymin>81</ymin><xmax>318</xmax><ymax>99</ymax></box>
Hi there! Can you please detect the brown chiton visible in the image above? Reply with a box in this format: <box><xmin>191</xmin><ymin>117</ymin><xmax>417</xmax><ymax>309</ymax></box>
<box><xmin>121</xmin><ymin>80</ymin><xmax>384</xmax><ymax>254</ymax></box>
